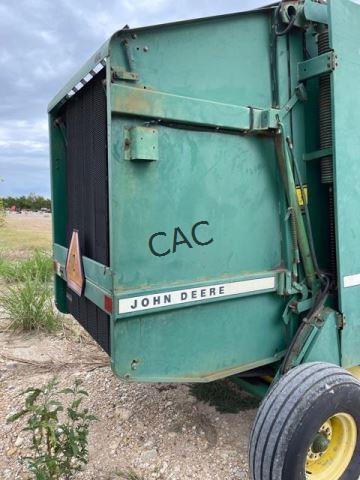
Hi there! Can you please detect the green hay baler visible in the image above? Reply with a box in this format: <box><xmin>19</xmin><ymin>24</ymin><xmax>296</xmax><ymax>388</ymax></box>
<box><xmin>49</xmin><ymin>1</ymin><xmax>360</xmax><ymax>478</ymax></box>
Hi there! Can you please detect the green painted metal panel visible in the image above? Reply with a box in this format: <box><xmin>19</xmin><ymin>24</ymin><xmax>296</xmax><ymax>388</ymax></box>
<box><xmin>105</xmin><ymin>10</ymin><xmax>299</xmax><ymax>381</ymax></box>
<box><xmin>109</xmin><ymin>11</ymin><xmax>274</xmax><ymax>109</ymax></box>
<box><xmin>112</xmin><ymin>293</ymin><xmax>286</xmax><ymax>383</ymax></box>
<box><xmin>304</xmin><ymin>310</ymin><xmax>341</xmax><ymax>365</ymax></box>
<box><xmin>329</xmin><ymin>0</ymin><xmax>360</xmax><ymax>367</ymax></box>
<box><xmin>50</xmin><ymin>4</ymin><xmax>347</xmax><ymax>382</ymax></box>
<box><xmin>111</xmin><ymin>123</ymin><xmax>283</xmax><ymax>290</ymax></box>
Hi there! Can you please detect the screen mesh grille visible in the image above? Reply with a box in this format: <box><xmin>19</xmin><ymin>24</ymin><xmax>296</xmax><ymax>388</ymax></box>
<box><xmin>63</xmin><ymin>69</ymin><xmax>110</xmax><ymax>354</ymax></box>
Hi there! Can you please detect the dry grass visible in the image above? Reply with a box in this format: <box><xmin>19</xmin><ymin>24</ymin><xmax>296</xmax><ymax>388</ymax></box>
<box><xmin>0</xmin><ymin>213</ymin><xmax>51</xmax><ymax>255</ymax></box>
<box><xmin>116</xmin><ymin>470</ymin><xmax>146</xmax><ymax>480</ymax></box>
<box><xmin>0</xmin><ymin>351</ymin><xmax>109</xmax><ymax>373</ymax></box>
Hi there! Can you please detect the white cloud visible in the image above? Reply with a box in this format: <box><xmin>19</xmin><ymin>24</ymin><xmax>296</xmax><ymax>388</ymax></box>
<box><xmin>0</xmin><ymin>119</ymin><xmax>48</xmax><ymax>152</ymax></box>
<box><xmin>0</xmin><ymin>0</ymin><xmax>284</xmax><ymax>196</ymax></box>
<box><xmin>0</xmin><ymin>50</ymin><xmax>11</xmax><ymax>64</ymax></box>
<box><xmin>37</xmin><ymin>30</ymin><xmax>58</xmax><ymax>45</ymax></box>
<box><xmin>122</xmin><ymin>0</ymin><xmax>168</xmax><ymax>13</ymax></box>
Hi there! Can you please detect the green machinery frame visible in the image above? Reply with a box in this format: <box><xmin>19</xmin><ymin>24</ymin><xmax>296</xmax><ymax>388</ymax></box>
<box><xmin>48</xmin><ymin>1</ymin><xmax>360</xmax><ymax>395</ymax></box>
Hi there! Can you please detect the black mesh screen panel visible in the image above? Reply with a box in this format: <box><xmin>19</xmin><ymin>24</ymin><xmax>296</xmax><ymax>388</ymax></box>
<box><xmin>63</xmin><ymin>69</ymin><xmax>110</xmax><ymax>354</ymax></box>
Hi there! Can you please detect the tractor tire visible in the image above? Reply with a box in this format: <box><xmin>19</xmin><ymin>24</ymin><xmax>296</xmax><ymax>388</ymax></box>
<box><xmin>249</xmin><ymin>362</ymin><xmax>360</xmax><ymax>480</ymax></box>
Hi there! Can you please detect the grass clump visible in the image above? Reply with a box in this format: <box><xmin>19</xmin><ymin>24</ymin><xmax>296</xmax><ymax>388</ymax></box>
<box><xmin>0</xmin><ymin>277</ymin><xmax>59</xmax><ymax>332</ymax></box>
<box><xmin>116</xmin><ymin>470</ymin><xmax>145</xmax><ymax>480</ymax></box>
<box><xmin>0</xmin><ymin>250</ymin><xmax>58</xmax><ymax>333</ymax></box>
<box><xmin>0</xmin><ymin>249</ymin><xmax>52</xmax><ymax>283</ymax></box>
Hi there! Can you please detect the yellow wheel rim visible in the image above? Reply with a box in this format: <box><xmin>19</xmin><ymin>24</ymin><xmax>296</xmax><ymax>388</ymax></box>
<box><xmin>305</xmin><ymin>413</ymin><xmax>357</xmax><ymax>480</ymax></box>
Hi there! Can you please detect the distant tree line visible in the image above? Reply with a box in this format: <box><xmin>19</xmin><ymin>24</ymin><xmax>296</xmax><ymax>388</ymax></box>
<box><xmin>0</xmin><ymin>198</ymin><xmax>5</xmax><ymax>226</ymax></box>
<box><xmin>2</xmin><ymin>194</ymin><xmax>51</xmax><ymax>211</ymax></box>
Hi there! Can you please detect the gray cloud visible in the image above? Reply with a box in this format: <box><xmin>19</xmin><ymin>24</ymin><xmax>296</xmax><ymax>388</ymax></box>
<box><xmin>0</xmin><ymin>0</ymin><xmax>275</xmax><ymax>197</ymax></box>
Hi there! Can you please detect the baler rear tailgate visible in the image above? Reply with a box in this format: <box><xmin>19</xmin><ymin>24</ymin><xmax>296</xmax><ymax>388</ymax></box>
<box><xmin>109</xmin><ymin>111</ymin><xmax>288</xmax><ymax>381</ymax></box>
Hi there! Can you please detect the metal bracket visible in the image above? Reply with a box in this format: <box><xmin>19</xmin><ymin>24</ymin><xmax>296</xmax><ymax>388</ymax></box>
<box><xmin>281</xmin><ymin>306</ymin><xmax>334</xmax><ymax>374</ymax></box>
<box><xmin>282</xmin><ymin>297</ymin><xmax>297</xmax><ymax>326</ymax></box>
<box><xmin>254</xmin><ymin>108</ymin><xmax>279</xmax><ymax>130</ymax></box>
<box><xmin>278</xmin><ymin>83</ymin><xmax>307</xmax><ymax>120</ymax></box>
<box><xmin>124</xmin><ymin>126</ymin><xmax>159</xmax><ymax>161</ymax></box>
<box><xmin>112</xmin><ymin>67</ymin><xmax>139</xmax><ymax>82</ymax></box>
<box><xmin>303</xmin><ymin>147</ymin><xmax>333</xmax><ymax>162</ymax></box>
<box><xmin>279</xmin><ymin>1</ymin><xmax>328</xmax><ymax>26</ymax></box>
<box><xmin>303</xmin><ymin>0</ymin><xmax>328</xmax><ymax>25</ymax></box>
<box><xmin>277</xmin><ymin>270</ymin><xmax>302</xmax><ymax>296</ymax></box>
<box><xmin>298</xmin><ymin>51</ymin><xmax>338</xmax><ymax>82</ymax></box>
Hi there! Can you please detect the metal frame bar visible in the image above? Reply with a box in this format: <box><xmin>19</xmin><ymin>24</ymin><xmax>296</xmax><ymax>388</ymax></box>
<box><xmin>298</xmin><ymin>51</ymin><xmax>337</xmax><ymax>82</ymax></box>
<box><xmin>110</xmin><ymin>83</ymin><xmax>279</xmax><ymax>132</ymax></box>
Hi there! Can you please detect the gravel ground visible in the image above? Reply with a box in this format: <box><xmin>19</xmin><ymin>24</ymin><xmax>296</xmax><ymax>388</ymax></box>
<box><xmin>0</xmin><ymin>321</ymin><xmax>258</xmax><ymax>480</ymax></box>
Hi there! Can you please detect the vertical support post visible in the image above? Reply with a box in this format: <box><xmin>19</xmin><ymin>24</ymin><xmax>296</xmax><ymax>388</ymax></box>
<box><xmin>49</xmin><ymin>114</ymin><xmax>68</xmax><ymax>313</ymax></box>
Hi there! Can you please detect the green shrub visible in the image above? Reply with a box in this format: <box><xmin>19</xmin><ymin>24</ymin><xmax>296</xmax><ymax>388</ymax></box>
<box><xmin>0</xmin><ymin>277</ymin><xmax>59</xmax><ymax>332</ymax></box>
<box><xmin>0</xmin><ymin>250</ymin><xmax>52</xmax><ymax>283</ymax></box>
<box><xmin>7</xmin><ymin>378</ymin><xmax>96</xmax><ymax>480</ymax></box>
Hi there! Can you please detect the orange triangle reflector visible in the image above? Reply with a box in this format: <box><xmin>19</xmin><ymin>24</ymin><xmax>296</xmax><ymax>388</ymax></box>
<box><xmin>66</xmin><ymin>230</ymin><xmax>85</xmax><ymax>296</ymax></box>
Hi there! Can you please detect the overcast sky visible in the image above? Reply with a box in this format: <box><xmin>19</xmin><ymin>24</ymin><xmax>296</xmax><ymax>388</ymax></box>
<box><xmin>0</xmin><ymin>0</ymin><xmax>275</xmax><ymax>197</ymax></box>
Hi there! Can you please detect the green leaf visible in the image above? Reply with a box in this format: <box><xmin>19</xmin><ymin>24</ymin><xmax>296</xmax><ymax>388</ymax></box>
<box><xmin>59</xmin><ymin>388</ymin><xmax>74</xmax><ymax>395</ymax></box>
<box><xmin>78</xmin><ymin>390</ymin><xmax>89</xmax><ymax>396</ymax></box>
<box><xmin>7</xmin><ymin>409</ymin><xmax>29</xmax><ymax>423</ymax></box>
<box><xmin>70</xmin><ymin>398</ymin><xmax>82</xmax><ymax>409</ymax></box>
<box><xmin>25</xmin><ymin>389</ymin><xmax>42</xmax><ymax>408</ymax></box>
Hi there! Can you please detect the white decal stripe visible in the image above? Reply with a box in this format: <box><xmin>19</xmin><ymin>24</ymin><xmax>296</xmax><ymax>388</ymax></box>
<box><xmin>344</xmin><ymin>274</ymin><xmax>360</xmax><ymax>288</ymax></box>
<box><xmin>118</xmin><ymin>276</ymin><xmax>276</xmax><ymax>314</ymax></box>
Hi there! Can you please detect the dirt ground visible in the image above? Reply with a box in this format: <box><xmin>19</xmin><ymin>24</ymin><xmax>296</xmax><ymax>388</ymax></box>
<box><xmin>0</xmin><ymin>318</ymin><xmax>258</xmax><ymax>480</ymax></box>
<box><xmin>0</xmin><ymin>213</ymin><xmax>258</xmax><ymax>479</ymax></box>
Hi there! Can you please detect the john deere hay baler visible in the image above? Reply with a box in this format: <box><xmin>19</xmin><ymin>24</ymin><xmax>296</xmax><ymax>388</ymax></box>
<box><xmin>49</xmin><ymin>1</ymin><xmax>360</xmax><ymax>478</ymax></box>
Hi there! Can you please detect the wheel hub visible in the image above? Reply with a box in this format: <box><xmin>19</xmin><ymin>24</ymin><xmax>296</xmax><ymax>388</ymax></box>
<box><xmin>311</xmin><ymin>433</ymin><xmax>330</xmax><ymax>454</ymax></box>
<box><xmin>305</xmin><ymin>413</ymin><xmax>357</xmax><ymax>480</ymax></box>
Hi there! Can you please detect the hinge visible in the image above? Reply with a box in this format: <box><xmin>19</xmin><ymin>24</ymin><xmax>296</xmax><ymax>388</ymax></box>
<box><xmin>336</xmin><ymin>313</ymin><xmax>346</xmax><ymax>330</ymax></box>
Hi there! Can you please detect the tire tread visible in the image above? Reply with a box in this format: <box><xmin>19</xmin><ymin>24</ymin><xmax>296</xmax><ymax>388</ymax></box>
<box><xmin>249</xmin><ymin>362</ymin><xmax>359</xmax><ymax>480</ymax></box>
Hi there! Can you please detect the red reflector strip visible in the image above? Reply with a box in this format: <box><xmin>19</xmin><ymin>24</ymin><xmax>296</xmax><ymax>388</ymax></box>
<box><xmin>104</xmin><ymin>295</ymin><xmax>113</xmax><ymax>313</ymax></box>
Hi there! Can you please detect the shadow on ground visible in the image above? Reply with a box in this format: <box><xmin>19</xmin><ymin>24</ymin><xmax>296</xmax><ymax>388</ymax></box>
<box><xmin>189</xmin><ymin>379</ymin><xmax>260</xmax><ymax>413</ymax></box>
